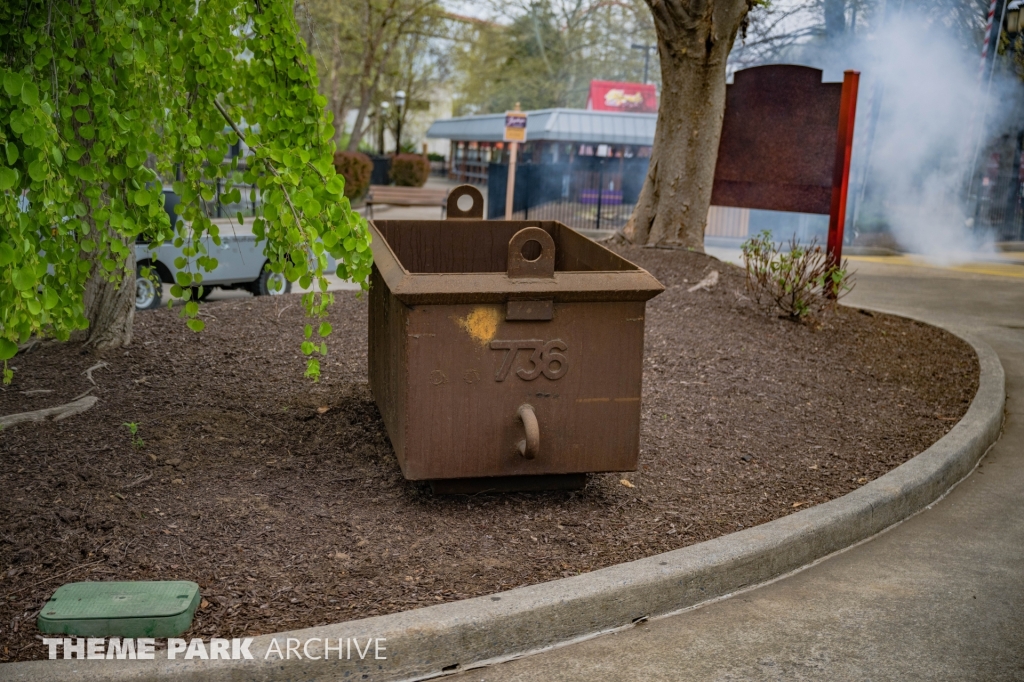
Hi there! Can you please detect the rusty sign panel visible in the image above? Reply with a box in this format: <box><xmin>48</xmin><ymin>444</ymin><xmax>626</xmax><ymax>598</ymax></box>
<box><xmin>368</xmin><ymin>186</ymin><xmax>663</xmax><ymax>484</ymax></box>
<box><xmin>712</xmin><ymin>65</ymin><xmax>843</xmax><ymax>216</ymax></box>
<box><xmin>711</xmin><ymin>64</ymin><xmax>860</xmax><ymax>267</ymax></box>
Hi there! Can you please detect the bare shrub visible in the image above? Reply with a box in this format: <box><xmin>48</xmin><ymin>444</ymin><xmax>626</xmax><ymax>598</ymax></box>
<box><xmin>741</xmin><ymin>230</ymin><xmax>854</xmax><ymax>320</ymax></box>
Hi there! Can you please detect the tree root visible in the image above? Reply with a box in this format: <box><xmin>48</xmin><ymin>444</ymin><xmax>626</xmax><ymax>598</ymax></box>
<box><xmin>82</xmin><ymin>361</ymin><xmax>109</xmax><ymax>385</ymax></box>
<box><xmin>687</xmin><ymin>270</ymin><xmax>720</xmax><ymax>292</ymax></box>
<box><xmin>0</xmin><ymin>396</ymin><xmax>100</xmax><ymax>429</ymax></box>
<box><xmin>123</xmin><ymin>473</ymin><xmax>153</xmax><ymax>490</ymax></box>
<box><xmin>597</xmin><ymin>231</ymin><xmax>633</xmax><ymax>246</ymax></box>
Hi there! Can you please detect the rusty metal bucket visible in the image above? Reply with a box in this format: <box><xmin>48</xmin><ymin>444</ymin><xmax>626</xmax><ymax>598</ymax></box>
<box><xmin>368</xmin><ymin>185</ymin><xmax>664</xmax><ymax>491</ymax></box>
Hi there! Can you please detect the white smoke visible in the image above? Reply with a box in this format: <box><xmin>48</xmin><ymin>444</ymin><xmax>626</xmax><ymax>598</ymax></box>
<box><xmin>842</xmin><ymin>15</ymin><xmax>1012</xmax><ymax>263</ymax></box>
<box><xmin>739</xmin><ymin>10</ymin><xmax>1021</xmax><ymax>262</ymax></box>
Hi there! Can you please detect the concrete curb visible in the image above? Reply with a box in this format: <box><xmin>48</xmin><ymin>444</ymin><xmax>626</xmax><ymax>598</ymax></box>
<box><xmin>3</xmin><ymin>319</ymin><xmax>1005</xmax><ymax>682</ymax></box>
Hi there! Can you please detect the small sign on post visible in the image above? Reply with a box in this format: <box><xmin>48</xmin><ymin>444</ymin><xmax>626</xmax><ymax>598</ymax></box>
<box><xmin>504</xmin><ymin>108</ymin><xmax>527</xmax><ymax>220</ymax></box>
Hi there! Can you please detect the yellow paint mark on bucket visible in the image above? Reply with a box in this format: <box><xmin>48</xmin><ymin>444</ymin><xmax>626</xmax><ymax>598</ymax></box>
<box><xmin>455</xmin><ymin>307</ymin><xmax>500</xmax><ymax>346</ymax></box>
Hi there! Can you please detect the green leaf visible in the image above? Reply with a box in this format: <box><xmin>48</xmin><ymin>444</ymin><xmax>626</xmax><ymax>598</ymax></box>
<box><xmin>12</xmin><ymin>268</ymin><xmax>36</xmax><ymax>291</ymax></box>
<box><xmin>0</xmin><ymin>339</ymin><xmax>18</xmax><ymax>361</ymax></box>
<box><xmin>326</xmin><ymin>176</ymin><xmax>344</xmax><ymax>195</ymax></box>
<box><xmin>134</xmin><ymin>191</ymin><xmax>151</xmax><ymax>206</ymax></box>
<box><xmin>3</xmin><ymin>72</ymin><xmax>22</xmax><ymax>97</ymax></box>
<box><xmin>5</xmin><ymin>143</ymin><xmax>18</xmax><ymax>165</ymax></box>
<box><xmin>186</xmin><ymin>319</ymin><xmax>205</xmax><ymax>332</ymax></box>
<box><xmin>42</xmin><ymin>287</ymin><xmax>59</xmax><ymax>309</ymax></box>
<box><xmin>318</xmin><ymin>322</ymin><xmax>332</xmax><ymax>337</ymax></box>
<box><xmin>21</xmin><ymin>81</ymin><xmax>39</xmax><ymax>105</ymax></box>
<box><xmin>301</xmin><ymin>341</ymin><xmax>314</xmax><ymax>355</ymax></box>
<box><xmin>0</xmin><ymin>168</ymin><xmax>17</xmax><ymax>190</ymax></box>
<box><xmin>28</xmin><ymin>161</ymin><xmax>46</xmax><ymax>182</ymax></box>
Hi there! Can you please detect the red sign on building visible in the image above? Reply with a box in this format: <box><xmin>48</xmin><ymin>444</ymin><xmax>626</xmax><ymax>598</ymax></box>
<box><xmin>586</xmin><ymin>80</ymin><xmax>658</xmax><ymax>113</ymax></box>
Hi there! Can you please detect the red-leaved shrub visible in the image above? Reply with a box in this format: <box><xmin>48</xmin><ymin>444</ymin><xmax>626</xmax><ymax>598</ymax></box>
<box><xmin>389</xmin><ymin>154</ymin><xmax>430</xmax><ymax>187</ymax></box>
<box><xmin>332</xmin><ymin>151</ymin><xmax>373</xmax><ymax>199</ymax></box>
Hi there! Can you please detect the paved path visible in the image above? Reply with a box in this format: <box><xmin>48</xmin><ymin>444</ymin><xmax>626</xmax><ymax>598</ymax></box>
<box><xmin>446</xmin><ymin>259</ymin><xmax>1024</xmax><ymax>682</ymax></box>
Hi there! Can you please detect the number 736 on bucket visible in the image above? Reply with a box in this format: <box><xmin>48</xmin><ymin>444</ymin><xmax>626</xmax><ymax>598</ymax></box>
<box><xmin>489</xmin><ymin>339</ymin><xmax>568</xmax><ymax>382</ymax></box>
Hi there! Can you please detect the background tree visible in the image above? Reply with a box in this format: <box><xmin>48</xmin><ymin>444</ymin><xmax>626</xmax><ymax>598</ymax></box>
<box><xmin>731</xmin><ymin>0</ymin><xmax>991</xmax><ymax>73</ymax></box>
<box><xmin>379</xmin><ymin>19</ymin><xmax>452</xmax><ymax>152</ymax></box>
<box><xmin>450</xmin><ymin>0</ymin><xmax>658</xmax><ymax>115</ymax></box>
<box><xmin>299</xmin><ymin>0</ymin><xmax>446</xmax><ymax>149</ymax></box>
<box><xmin>0</xmin><ymin>0</ymin><xmax>371</xmax><ymax>382</ymax></box>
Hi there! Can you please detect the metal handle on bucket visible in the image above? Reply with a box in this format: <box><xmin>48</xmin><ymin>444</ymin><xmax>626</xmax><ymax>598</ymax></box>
<box><xmin>507</xmin><ymin>227</ymin><xmax>555</xmax><ymax>279</ymax></box>
<box><xmin>517</xmin><ymin>404</ymin><xmax>539</xmax><ymax>460</ymax></box>
<box><xmin>446</xmin><ymin>185</ymin><xmax>484</xmax><ymax>219</ymax></box>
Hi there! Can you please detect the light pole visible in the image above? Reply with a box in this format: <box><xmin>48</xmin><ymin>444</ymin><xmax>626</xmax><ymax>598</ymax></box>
<box><xmin>377</xmin><ymin>101</ymin><xmax>389</xmax><ymax>156</ymax></box>
<box><xmin>394</xmin><ymin>90</ymin><xmax>406</xmax><ymax>154</ymax></box>
<box><xmin>630</xmin><ymin>43</ymin><xmax>656</xmax><ymax>84</ymax></box>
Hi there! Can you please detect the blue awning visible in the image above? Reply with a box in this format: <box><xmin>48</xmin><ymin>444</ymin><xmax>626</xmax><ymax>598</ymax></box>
<box><xmin>426</xmin><ymin>108</ymin><xmax>657</xmax><ymax>146</ymax></box>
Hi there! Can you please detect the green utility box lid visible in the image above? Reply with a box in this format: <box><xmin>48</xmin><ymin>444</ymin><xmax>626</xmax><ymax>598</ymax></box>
<box><xmin>37</xmin><ymin>581</ymin><xmax>201</xmax><ymax>638</ymax></box>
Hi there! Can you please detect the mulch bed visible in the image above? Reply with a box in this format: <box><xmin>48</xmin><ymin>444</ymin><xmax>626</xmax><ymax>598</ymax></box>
<box><xmin>0</xmin><ymin>246</ymin><xmax>978</xmax><ymax>662</ymax></box>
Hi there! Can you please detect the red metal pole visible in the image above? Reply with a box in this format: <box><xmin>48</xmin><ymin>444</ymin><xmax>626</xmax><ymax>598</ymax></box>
<box><xmin>826</xmin><ymin>70</ymin><xmax>860</xmax><ymax>285</ymax></box>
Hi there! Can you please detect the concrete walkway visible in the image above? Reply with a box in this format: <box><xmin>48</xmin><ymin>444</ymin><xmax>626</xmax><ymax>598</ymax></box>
<box><xmin>447</xmin><ymin>260</ymin><xmax>1024</xmax><ymax>682</ymax></box>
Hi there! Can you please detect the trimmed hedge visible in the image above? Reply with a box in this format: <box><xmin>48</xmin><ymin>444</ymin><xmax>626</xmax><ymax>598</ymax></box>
<box><xmin>332</xmin><ymin>151</ymin><xmax>373</xmax><ymax>199</ymax></box>
<box><xmin>389</xmin><ymin>154</ymin><xmax>430</xmax><ymax>187</ymax></box>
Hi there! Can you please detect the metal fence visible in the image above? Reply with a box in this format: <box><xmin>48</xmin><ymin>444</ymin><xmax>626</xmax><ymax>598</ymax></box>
<box><xmin>487</xmin><ymin>157</ymin><xmax>650</xmax><ymax>231</ymax></box>
<box><xmin>973</xmin><ymin>162</ymin><xmax>1024</xmax><ymax>242</ymax></box>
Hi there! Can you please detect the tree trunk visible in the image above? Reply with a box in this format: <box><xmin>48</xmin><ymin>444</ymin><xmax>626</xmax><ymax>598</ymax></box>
<box><xmin>81</xmin><ymin>236</ymin><xmax>136</xmax><ymax>349</ymax></box>
<box><xmin>625</xmin><ymin>0</ymin><xmax>752</xmax><ymax>249</ymax></box>
<box><xmin>824</xmin><ymin>0</ymin><xmax>847</xmax><ymax>43</ymax></box>
<box><xmin>346</xmin><ymin>91</ymin><xmax>372</xmax><ymax>152</ymax></box>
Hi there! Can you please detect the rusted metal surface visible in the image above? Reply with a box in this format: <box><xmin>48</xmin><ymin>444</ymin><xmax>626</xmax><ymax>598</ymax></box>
<box><xmin>507</xmin><ymin>227</ymin><xmax>556</xmax><ymax>279</ymax></box>
<box><xmin>445</xmin><ymin>185</ymin><xmax>485</xmax><ymax>219</ymax></box>
<box><xmin>368</xmin><ymin>185</ymin><xmax>664</xmax><ymax>484</ymax></box>
<box><xmin>712</xmin><ymin>65</ymin><xmax>844</xmax><ymax>216</ymax></box>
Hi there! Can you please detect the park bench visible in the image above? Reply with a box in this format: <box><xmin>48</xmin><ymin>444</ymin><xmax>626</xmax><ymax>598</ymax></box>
<box><xmin>365</xmin><ymin>185</ymin><xmax>449</xmax><ymax>219</ymax></box>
